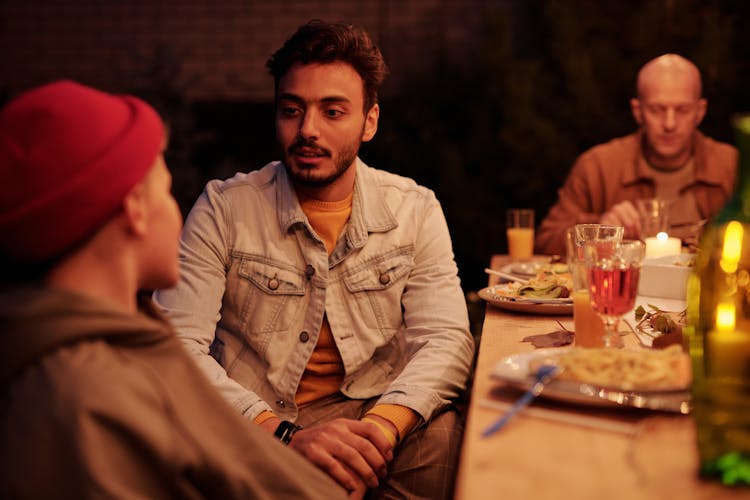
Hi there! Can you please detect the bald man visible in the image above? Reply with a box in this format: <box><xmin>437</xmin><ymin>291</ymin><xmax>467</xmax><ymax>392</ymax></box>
<box><xmin>535</xmin><ymin>54</ymin><xmax>737</xmax><ymax>256</ymax></box>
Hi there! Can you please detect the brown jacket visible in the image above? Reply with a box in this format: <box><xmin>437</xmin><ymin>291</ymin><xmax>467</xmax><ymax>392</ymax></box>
<box><xmin>0</xmin><ymin>287</ymin><xmax>346</xmax><ymax>499</ymax></box>
<box><xmin>535</xmin><ymin>131</ymin><xmax>738</xmax><ymax>256</ymax></box>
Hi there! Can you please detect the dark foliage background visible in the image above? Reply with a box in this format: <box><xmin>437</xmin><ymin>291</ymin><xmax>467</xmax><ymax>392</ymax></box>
<box><xmin>139</xmin><ymin>0</ymin><xmax>750</xmax><ymax>294</ymax></box>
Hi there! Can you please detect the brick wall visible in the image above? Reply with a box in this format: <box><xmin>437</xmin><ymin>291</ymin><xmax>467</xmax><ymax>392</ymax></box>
<box><xmin>0</xmin><ymin>0</ymin><xmax>491</xmax><ymax>101</ymax></box>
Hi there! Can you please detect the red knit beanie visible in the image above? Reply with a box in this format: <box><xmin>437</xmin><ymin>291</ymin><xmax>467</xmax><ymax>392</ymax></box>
<box><xmin>0</xmin><ymin>80</ymin><xmax>164</xmax><ymax>262</ymax></box>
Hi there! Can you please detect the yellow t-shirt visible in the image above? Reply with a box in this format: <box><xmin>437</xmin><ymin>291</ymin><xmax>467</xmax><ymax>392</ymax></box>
<box><xmin>295</xmin><ymin>192</ymin><xmax>352</xmax><ymax>407</ymax></box>
<box><xmin>255</xmin><ymin>190</ymin><xmax>419</xmax><ymax>442</ymax></box>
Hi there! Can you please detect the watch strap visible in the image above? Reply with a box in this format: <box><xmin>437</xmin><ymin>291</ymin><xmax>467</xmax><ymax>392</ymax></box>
<box><xmin>274</xmin><ymin>420</ymin><xmax>301</xmax><ymax>445</ymax></box>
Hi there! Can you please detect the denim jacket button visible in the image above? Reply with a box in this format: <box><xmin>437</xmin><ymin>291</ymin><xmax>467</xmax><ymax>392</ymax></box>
<box><xmin>299</xmin><ymin>331</ymin><xmax>309</xmax><ymax>343</ymax></box>
<box><xmin>305</xmin><ymin>265</ymin><xmax>315</xmax><ymax>278</ymax></box>
<box><xmin>379</xmin><ymin>273</ymin><xmax>390</xmax><ymax>285</ymax></box>
<box><xmin>268</xmin><ymin>278</ymin><xmax>280</xmax><ymax>290</ymax></box>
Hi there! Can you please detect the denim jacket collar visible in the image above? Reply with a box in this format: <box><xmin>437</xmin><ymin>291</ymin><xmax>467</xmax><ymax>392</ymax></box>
<box><xmin>274</xmin><ymin>158</ymin><xmax>398</xmax><ymax>249</ymax></box>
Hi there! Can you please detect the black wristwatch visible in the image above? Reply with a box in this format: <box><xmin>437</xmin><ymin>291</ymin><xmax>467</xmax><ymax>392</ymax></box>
<box><xmin>274</xmin><ymin>420</ymin><xmax>301</xmax><ymax>445</ymax></box>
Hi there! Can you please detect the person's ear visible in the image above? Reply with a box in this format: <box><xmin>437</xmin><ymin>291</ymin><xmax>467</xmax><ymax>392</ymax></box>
<box><xmin>695</xmin><ymin>98</ymin><xmax>707</xmax><ymax>125</ymax></box>
<box><xmin>362</xmin><ymin>103</ymin><xmax>379</xmax><ymax>142</ymax></box>
<box><xmin>630</xmin><ymin>98</ymin><xmax>643</xmax><ymax>126</ymax></box>
<box><xmin>122</xmin><ymin>181</ymin><xmax>149</xmax><ymax>237</ymax></box>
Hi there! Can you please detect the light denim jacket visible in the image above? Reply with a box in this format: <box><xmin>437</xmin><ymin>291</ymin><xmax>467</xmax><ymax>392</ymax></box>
<box><xmin>155</xmin><ymin>159</ymin><xmax>474</xmax><ymax>422</ymax></box>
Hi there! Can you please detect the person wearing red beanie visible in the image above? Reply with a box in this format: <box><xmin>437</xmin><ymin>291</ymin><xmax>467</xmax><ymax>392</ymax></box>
<box><xmin>0</xmin><ymin>80</ymin><xmax>346</xmax><ymax>499</ymax></box>
<box><xmin>0</xmin><ymin>79</ymin><xmax>165</xmax><ymax>264</ymax></box>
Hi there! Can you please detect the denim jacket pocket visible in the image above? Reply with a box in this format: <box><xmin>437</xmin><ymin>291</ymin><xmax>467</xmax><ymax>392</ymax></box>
<box><xmin>234</xmin><ymin>254</ymin><xmax>307</xmax><ymax>339</ymax></box>
<box><xmin>342</xmin><ymin>247</ymin><xmax>414</xmax><ymax>335</ymax></box>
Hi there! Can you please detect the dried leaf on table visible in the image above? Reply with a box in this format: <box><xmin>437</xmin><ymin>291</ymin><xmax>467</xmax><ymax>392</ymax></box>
<box><xmin>635</xmin><ymin>305</ymin><xmax>647</xmax><ymax>321</ymax></box>
<box><xmin>634</xmin><ymin>304</ymin><xmax>687</xmax><ymax>349</ymax></box>
<box><xmin>522</xmin><ymin>321</ymin><xmax>574</xmax><ymax>348</ymax></box>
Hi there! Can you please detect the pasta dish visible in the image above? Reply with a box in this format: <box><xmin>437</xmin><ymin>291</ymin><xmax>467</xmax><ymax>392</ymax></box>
<box><xmin>531</xmin><ymin>345</ymin><xmax>690</xmax><ymax>391</ymax></box>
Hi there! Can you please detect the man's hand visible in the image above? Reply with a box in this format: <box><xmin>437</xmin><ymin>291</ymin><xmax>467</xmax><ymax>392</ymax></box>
<box><xmin>285</xmin><ymin>418</ymin><xmax>394</xmax><ymax>496</ymax></box>
<box><xmin>600</xmin><ymin>200</ymin><xmax>640</xmax><ymax>239</ymax></box>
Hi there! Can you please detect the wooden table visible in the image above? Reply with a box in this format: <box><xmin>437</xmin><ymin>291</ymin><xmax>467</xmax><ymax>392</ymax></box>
<box><xmin>454</xmin><ymin>255</ymin><xmax>747</xmax><ymax>500</ymax></box>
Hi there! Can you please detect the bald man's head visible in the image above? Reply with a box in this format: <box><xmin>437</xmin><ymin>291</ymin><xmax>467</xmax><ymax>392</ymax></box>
<box><xmin>636</xmin><ymin>54</ymin><xmax>703</xmax><ymax>100</ymax></box>
<box><xmin>630</xmin><ymin>53</ymin><xmax>707</xmax><ymax>170</ymax></box>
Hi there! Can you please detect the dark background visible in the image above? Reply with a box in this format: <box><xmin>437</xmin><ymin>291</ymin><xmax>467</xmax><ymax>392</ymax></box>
<box><xmin>3</xmin><ymin>0</ymin><xmax>750</xmax><ymax>295</ymax></box>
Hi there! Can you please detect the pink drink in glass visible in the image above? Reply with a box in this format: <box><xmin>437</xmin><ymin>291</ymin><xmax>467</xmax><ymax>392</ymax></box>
<box><xmin>588</xmin><ymin>264</ymin><xmax>641</xmax><ymax>317</ymax></box>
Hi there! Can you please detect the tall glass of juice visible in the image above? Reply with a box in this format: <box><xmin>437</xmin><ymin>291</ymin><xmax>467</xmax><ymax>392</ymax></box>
<box><xmin>572</xmin><ymin>289</ymin><xmax>605</xmax><ymax>347</ymax></box>
<box><xmin>506</xmin><ymin>209</ymin><xmax>534</xmax><ymax>261</ymax></box>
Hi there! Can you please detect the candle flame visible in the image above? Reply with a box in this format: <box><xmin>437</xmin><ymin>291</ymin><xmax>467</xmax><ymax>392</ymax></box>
<box><xmin>720</xmin><ymin>221</ymin><xmax>743</xmax><ymax>273</ymax></box>
<box><xmin>656</xmin><ymin>232</ymin><xmax>668</xmax><ymax>241</ymax></box>
<box><xmin>716</xmin><ymin>302</ymin><xmax>736</xmax><ymax>331</ymax></box>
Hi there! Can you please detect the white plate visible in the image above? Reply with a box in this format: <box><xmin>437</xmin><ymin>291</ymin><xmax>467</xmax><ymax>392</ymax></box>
<box><xmin>490</xmin><ymin>348</ymin><xmax>691</xmax><ymax>412</ymax></box>
<box><xmin>478</xmin><ymin>284</ymin><xmax>573</xmax><ymax>315</ymax></box>
<box><xmin>500</xmin><ymin>262</ymin><xmax>543</xmax><ymax>277</ymax></box>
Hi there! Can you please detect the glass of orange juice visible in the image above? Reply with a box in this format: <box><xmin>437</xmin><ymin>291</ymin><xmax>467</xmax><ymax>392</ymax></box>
<box><xmin>506</xmin><ymin>209</ymin><xmax>534</xmax><ymax>261</ymax></box>
<box><xmin>566</xmin><ymin>224</ymin><xmax>624</xmax><ymax>347</ymax></box>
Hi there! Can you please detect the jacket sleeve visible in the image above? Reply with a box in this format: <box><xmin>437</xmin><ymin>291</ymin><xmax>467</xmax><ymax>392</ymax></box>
<box><xmin>375</xmin><ymin>191</ymin><xmax>475</xmax><ymax>421</ymax></box>
<box><xmin>534</xmin><ymin>153</ymin><xmax>603</xmax><ymax>256</ymax></box>
<box><xmin>154</xmin><ymin>181</ymin><xmax>272</xmax><ymax>418</ymax></box>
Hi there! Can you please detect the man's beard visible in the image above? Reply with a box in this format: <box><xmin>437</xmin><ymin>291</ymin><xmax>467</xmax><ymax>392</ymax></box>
<box><xmin>283</xmin><ymin>135</ymin><xmax>362</xmax><ymax>187</ymax></box>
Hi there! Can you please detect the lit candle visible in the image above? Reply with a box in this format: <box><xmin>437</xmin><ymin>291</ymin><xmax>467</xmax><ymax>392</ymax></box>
<box><xmin>708</xmin><ymin>303</ymin><xmax>750</xmax><ymax>378</ymax></box>
<box><xmin>644</xmin><ymin>231</ymin><xmax>682</xmax><ymax>259</ymax></box>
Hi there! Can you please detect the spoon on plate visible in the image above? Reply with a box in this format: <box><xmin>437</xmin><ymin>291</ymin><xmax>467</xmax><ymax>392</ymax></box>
<box><xmin>481</xmin><ymin>364</ymin><xmax>561</xmax><ymax>437</ymax></box>
<box><xmin>484</xmin><ymin>268</ymin><xmax>529</xmax><ymax>284</ymax></box>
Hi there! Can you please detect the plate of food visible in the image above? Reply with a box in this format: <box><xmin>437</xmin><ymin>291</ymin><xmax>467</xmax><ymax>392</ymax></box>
<box><xmin>490</xmin><ymin>346</ymin><xmax>691</xmax><ymax>413</ymax></box>
<box><xmin>500</xmin><ymin>261</ymin><xmax>568</xmax><ymax>278</ymax></box>
<box><xmin>500</xmin><ymin>261</ymin><xmax>543</xmax><ymax>277</ymax></box>
<box><xmin>479</xmin><ymin>263</ymin><xmax>573</xmax><ymax>315</ymax></box>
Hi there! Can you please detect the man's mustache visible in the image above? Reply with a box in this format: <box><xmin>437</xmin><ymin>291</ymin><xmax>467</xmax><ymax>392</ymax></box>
<box><xmin>289</xmin><ymin>139</ymin><xmax>330</xmax><ymax>157</ymax></box>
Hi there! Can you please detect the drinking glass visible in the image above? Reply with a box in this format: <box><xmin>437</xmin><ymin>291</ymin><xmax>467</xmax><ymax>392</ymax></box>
<box><xmin>636</xmin><ymin>198</ymin><xmax>672</xmax><ymax>240</ymax></box>
<box><xmin>584</xmin><ymin>240</ymin><xmax>645</xmax><ymax>348</ymax></box>
<box><xmin>506</xmin><ymin>209</ymin><xmax>534</xmax><ymax>261</ymax></box>
<box><xmin>567</xmin><ymin>224</ymin><xmax>624</xmax><ymax>347</ymax></box>
<box><xmin>574</xmin><ymin>224</ymin><xmax>624</xmax><ymax>257</ymax></box>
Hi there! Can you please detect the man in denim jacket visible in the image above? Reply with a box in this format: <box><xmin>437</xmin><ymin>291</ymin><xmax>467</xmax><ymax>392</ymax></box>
<box><xmin>155</xmin><ymin>20</ymin><xmax>474</xmax><ymax>499</ymax></box>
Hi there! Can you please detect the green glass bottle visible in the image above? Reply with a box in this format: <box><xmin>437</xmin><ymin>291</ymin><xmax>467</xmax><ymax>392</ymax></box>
<box><xmin>687</xmin><ymin>113</ymin><xmax>750</xmax><ymax>486</ymax></box>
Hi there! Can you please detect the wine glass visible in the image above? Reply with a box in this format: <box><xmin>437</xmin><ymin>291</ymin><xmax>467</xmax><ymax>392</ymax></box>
<box><xmin>584</xmin><ymin>240</ymin><xmax>645</xmax><ymax>348</ymax></box>
<box><xmin>568</xmin><ymin>224</ymin><xmax>624</xmax><ymax>347</ymax></box>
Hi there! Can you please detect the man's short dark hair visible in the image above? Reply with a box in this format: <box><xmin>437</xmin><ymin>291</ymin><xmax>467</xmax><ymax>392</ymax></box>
<box><xmin>266</xmin><ymin>20</ymin><xmax>388</xmax><ymax>112</ymax></box>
